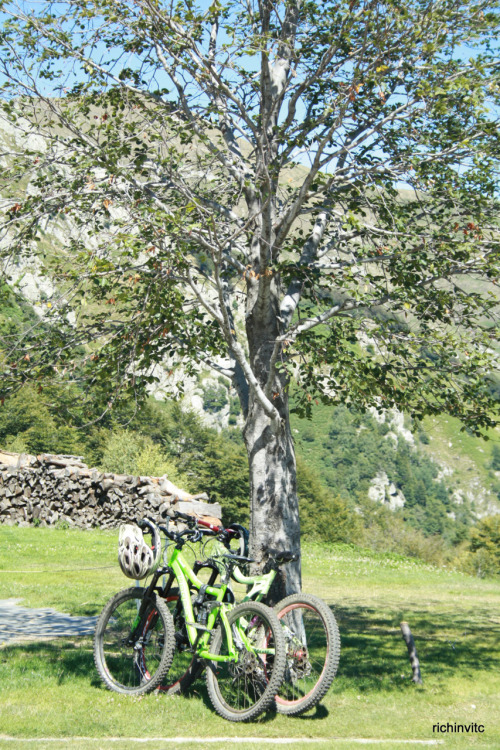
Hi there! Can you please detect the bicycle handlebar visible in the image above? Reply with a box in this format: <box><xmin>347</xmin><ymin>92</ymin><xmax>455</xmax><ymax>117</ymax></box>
<box><xmin>157</xmin><ymin>523</ymin><xmax>195</xmax><ymax>545</ymax></box>
<box><xmin>137</xmin><ymin>517</ymin><xmax>161</xmax><ymax>554</ymax></box>
<box><xmin>144</xmin><ymin>513</ymin><xmax>297</xmax><ymax>568</ymax></box>
<box><xmin>157</xmin><ymin>515</ymin><xmax>214</xmax><ymax>547</ymax></box>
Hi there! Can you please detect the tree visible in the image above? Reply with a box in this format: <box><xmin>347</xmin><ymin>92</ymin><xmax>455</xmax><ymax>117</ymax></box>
<box><xmin>470</xmin><ymin>515</ymin><xmax>500</xmax><ymax>564</ymax></box>
<box><xmin>490</xmin><ymin>443</ymin><xmax>500</xmax><ymax>470</ymax></box>
<box><xmin>0</xmin><ymin>0</ymin><xmax>499</xmax><ymax>598</ymax></box>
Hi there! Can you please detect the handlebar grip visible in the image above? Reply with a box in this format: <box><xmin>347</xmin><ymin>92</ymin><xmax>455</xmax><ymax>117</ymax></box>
<box><xmin>168</xmin><ymin>509</ymin><xmax>197</xmax><ymax>524</ymax></box>
<box><xmin>158</xmin><ymin>524</ymin><xmax>178</xmax><ymax>542</ymax></box>
<box><xmin>196</xmin><ymin>517</ymin><xmax>222</xmax><ymax>532</ymax></box>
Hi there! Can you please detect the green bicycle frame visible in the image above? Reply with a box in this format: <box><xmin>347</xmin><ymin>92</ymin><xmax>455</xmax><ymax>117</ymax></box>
<box><xmin>163</xmin><ymin>543</ymin><xmax>275</xmax><ymax>662</ymax></box>
<box><xmin>231</xmin><ymin>564</ymin><xmax>276</xmax><ymax>602</ymax></box>
<box><xmin>166</xmin><ymin>544</ymin><xmax>235</xmax><ymax>661</ymax></box>
<box><xmin>208</xmin><ymin>539</ymin><xmax>276</xmax><ymax>603</ymax></box>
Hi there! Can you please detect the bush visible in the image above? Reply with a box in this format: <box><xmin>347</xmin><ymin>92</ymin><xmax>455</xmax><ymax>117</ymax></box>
<box><xmin>186</xmin><ymin>432</ymin><xmax>249</xmax><ymax>525</ymax></box>
<box><xmin>202</xmin><ymin>383</ymin><xmax>228</xmax><ymax>413</ymax></box>
<box><xmin>461</xmin><ymin>515</ymin><xmax>500</xmax><ymax>576</ymax></box>
<box><xmin>298</xmin><ymin>459</ymin><xmax>360</xmax><ymax>544</ymax></box>
<box><xmin>455</xmin><ymin>548</ymin><xmax>499</xmax><ymax>578</ymax></box>
<box><xmin>100</xmin><ymin>429</ymin><xmax>189</xmax><ymax>486</ymax></box>
<box><xmin>356</xmin><ymin>496</ymin><xmax>449</xmax><ymax>567</ymax></box>
<box><xmin>0</xmin><ymin>385</ymin><xmax>86</xmax><ymax>456</ymax></box>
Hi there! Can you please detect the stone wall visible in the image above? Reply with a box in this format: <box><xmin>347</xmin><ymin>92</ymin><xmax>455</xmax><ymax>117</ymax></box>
<box><xmin>0</xmin><ymin>451</ymin><xmax>221</xmax><ymax>528</ymax></box>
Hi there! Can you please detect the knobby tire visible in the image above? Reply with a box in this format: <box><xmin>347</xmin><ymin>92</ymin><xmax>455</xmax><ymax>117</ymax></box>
<box><xmin>93</xmin><ymin>586</ymin><xmax>175</xmax><ymax>695</ymax></box>
<box><xmin>273</xmin><ymin>593</ymin><xmax>340</xmax><ymax>715</ymax></box>
<box><xmin>205</xmin><ymin>600</ymin><xmax>286</xmax><ymax>722</ymax></box>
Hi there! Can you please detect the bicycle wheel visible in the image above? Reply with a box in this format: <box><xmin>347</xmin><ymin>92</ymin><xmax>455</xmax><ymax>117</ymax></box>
<box><xmin>274</xmin><ymin>593</ymin><xmax>340</xmax><ymax>715</ymax></box>
<box><xmin>93</xmin><ymin>587</ymin><xmax>175</xmax><ymax>695</ymax></box>
<box><xmin>157</xmin><ymin>588</ymin><xmax>203</xmax><ymax>695</ymax></box>
<box><xmin>206</xmin><ymin>601</ymin><xmax>286</xmax><ymax>722</ymax></box>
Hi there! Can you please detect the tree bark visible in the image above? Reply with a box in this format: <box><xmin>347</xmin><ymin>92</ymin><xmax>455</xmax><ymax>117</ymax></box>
<box><xmin>400</xmin><ymin>621</ymin><xmax>423</xmax><ymax>685</ymax></box>
<box><xmin>243</xmin><ymin>388</ymin><xmax>302</xmax><ymax>603</ymax></box>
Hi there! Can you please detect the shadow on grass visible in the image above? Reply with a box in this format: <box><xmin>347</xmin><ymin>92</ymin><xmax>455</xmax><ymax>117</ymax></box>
<box><xmin>188</xmin><ymin>665</ymin><xmax>279</xmax><ymax>723</ymax></box>
<box><xmin>332</xmin><ymin>602</ymin><xmax>500</xmax><ymax>693</ymax></box>
<box><xmin>288</xmin><ymin>704</ymin><xmax>329</xmax><ymax>720</ymax></box>
<box><xmin>1</xmin><ymin>638</ymin><xmax>327</xmax><ymax>722</ymax></box>
<box><xmin>0</xmin><ymin>637</ymin><xmax>101</xmax><ymax>686</ymax></box>
<box><xmin>2</xmin><ymin>601</ymin><xmax>498</xmax><ymax>701</ymax></box>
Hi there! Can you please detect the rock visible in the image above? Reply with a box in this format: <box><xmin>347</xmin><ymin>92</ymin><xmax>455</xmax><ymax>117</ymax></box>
<box><xmin>368</xmin><ymin>471</ymin><xmax>405</xmax><ymax>510</ymax></box>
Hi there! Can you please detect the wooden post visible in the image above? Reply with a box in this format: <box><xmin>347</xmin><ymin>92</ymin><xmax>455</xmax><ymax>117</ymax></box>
<box><xmin>400</xmin><ymin>621</ymin><xmax>423</xmax><ymax>684</ymax></box>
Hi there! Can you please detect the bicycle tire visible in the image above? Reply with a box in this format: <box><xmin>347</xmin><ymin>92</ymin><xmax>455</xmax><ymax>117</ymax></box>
<box><xmin>205</xmin><ymin>600</ymin><xmax>286</xmax><ymax>722</ymax></box>
<box><xmin>93</xmin><ymin>587</ymin><xmax>175</xmax><ymax>695</ymax></box>
<box><xmin>157</xmin><ymin>588</ymin><xmax>203</xmax><ymax>695</ymax></box>
<box><xmin>273</xmin><ymin>593</ymin><xmax>340</xmax><ymax>715</ymax></box>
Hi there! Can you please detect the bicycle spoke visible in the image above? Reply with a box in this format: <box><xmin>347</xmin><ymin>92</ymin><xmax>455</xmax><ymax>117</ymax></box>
<box><xmin>206</xmin><ymin>601</ymin><xmax>286</xmax><ymax>721</ymax></box>
<box><xmin>94</xmin><ymin>587</ymin><xmax>174</xmax><ymax>695</ymax></box>
<box><xmin>274</xmin><ymin>594</ymin><xmax>340</xmax><ymax>715</ymax></box>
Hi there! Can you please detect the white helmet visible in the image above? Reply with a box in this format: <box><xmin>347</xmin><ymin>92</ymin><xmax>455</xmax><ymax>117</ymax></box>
<box><xmin>118</xmin><ymin>522</ymin><xmax>161</xmax><ymax>580</ymax></box>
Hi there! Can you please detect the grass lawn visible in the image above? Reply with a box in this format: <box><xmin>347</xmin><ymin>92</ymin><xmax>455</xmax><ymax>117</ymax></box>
<box><xmin>0</xmin><ymin>527</ymin><xmax>499</xmax><ymax>749</ymax></box>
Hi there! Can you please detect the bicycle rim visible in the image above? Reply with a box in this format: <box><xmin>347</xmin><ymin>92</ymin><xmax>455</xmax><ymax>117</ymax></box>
<box><xmin>275</xmin><ymin>595</ymin><xmax>340</xmax><ymax>714</ymax></box>
<box><xmin>94</xmin><ymin>587</ymin><xmax>174</xmax><ymax>695</ymax></box>
<box><xmin>206</xmin><ymin>601</ymin><xmax>286</xmax><ymax>721</ymax></box>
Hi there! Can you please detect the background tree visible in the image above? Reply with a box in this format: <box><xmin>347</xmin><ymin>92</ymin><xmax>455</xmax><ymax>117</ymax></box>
<box><xmin>0</xmin><ymin>0</ymin><xmax>499</xmax><ymax>597</ymax></box>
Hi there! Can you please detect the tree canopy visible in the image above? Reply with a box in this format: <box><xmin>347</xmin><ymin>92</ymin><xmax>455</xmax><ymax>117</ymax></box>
<box><xmin>0</xmin><ymin>0</ymin><xmax>499</xmax><ymax>592</ymax></box>
<box><xmin>0</xmin><ymin>0</ymin><xmax>498</xmax><ymax>430</ymax></box>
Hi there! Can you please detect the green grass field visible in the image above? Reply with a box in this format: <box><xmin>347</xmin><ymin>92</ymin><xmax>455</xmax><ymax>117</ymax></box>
<box><xmin>0</xmin><ymin>527</ymin><xmax>499</xmax><ymax>750</ymax></box>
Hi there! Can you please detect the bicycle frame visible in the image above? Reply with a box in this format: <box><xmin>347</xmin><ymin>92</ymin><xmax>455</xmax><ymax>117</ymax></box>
<box><xmin>138</xmin><ymin>538</ymin><xmax>275</xmax><ymax>663</ymax></box>
<box><xmin>166</xmin><ymin>544</ymin><xmax>236</xmax><ymax>662</ymax></box>
<box><xmin>230</xmin><ymin>564</ymin><xmax>276</xmax><ymax>602</ymax></box>
<box><xmin>205</xmin><ymin>537</ymin><xmax>276</xmax><ymax>603</ymax></box>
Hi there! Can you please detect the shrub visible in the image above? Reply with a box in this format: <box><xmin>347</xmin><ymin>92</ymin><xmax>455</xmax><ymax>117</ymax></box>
<box><xmin>455</xmin><ymin>548</ymin><xmax>499</xmax><ymax>578</ymax></box>
<box><xmin>298</xmin><ymin>459</ymin><xmax>360</xmax><ymax>544</ymax></box>
<box><xmin>356</xmin><ymin>496</ymin><xmax>449</xmax><ymax>567</ymax></box>
<box><xmin>468</xmin><ymin>515</ymin><xmax>500</xmax><ymax>573</ymax></box>
<box><xmin>100</xmin><ymin>429</ymin><xmax>189</xmax><ymax>486</ymax></box>
<box><xmin>202</xmin><ymin>382</ymin><xmax>228</xmax><ymax>413</ymax></box>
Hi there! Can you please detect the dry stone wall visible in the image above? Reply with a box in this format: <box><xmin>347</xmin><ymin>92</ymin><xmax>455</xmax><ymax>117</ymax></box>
<box><xmin>0</xmin><ymin>451</ymin><xmax>221</xmax><ymax>528</ymax></box>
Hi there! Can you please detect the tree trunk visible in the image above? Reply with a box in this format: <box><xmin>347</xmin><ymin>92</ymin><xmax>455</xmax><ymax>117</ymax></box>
<box><xmin>243</xmin><ymin>389</ymin><xmax>302</xmax><ymax>603</ymax></box>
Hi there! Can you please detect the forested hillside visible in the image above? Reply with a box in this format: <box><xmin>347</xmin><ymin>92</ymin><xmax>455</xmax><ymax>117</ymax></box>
<box><xmin>1</xmin><ymin>276</ymin><xmax>499</xmax><ymax>577</ymax></box>
<box><xmin>0</xmin><ymin>112</ymin><xmax>498</xmax><ymax>578</ymax></box>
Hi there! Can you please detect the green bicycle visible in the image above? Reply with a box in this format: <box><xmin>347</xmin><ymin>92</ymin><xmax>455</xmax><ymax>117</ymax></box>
<box><xmin>93</xmin><ymin>518</ymin><xmax>286</xmax><ymax>722</ymax></box>
<box><xmin>159</xmin><ymin>512</ymin><xmax>341</xmax><ymax>716</ymax></box>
